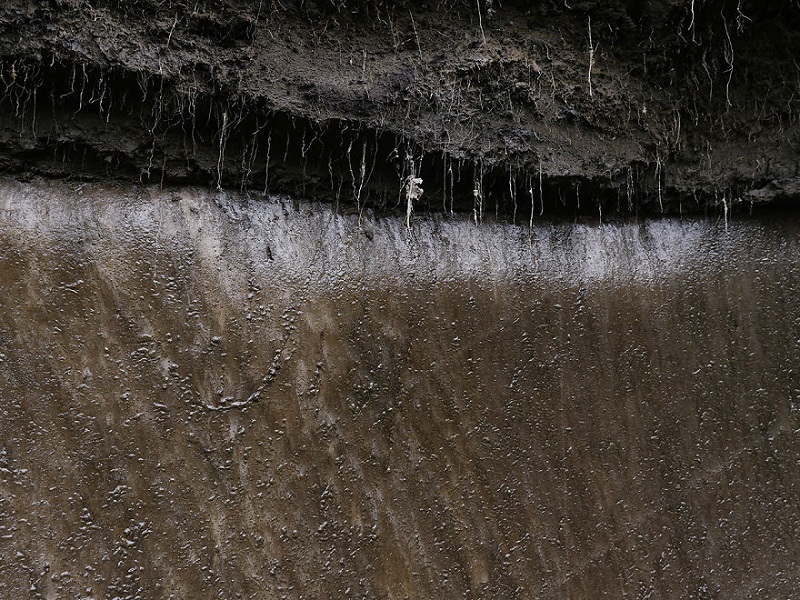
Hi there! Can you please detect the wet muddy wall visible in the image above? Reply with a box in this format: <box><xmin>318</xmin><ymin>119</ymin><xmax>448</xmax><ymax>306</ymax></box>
<box><xmin>1</xmin><ymin>178</ymin><xmax>799</xmax><ymax>598</ymax></box>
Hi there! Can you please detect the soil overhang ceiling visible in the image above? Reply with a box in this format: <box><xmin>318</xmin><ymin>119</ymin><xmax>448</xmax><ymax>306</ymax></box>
<box><xmin>1</xmin><ymin>0</ymin><xmax>799</xmax><ymax>216</ymax></box>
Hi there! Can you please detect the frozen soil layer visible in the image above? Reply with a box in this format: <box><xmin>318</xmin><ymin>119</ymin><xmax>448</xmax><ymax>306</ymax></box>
<box><xmin>1</xmin><ymin>178</ymin><xmax>800</xmax><ymax>597</ymax></box>
<box><xmin>1</xmin><ymin>0</ymin><xmax>800</xmax><ymax>216</ymax></box>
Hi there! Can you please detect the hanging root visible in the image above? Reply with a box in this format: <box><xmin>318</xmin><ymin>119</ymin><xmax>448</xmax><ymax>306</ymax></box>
<box><xmin>587</xmin><ymin>16</ymin><xmax>596</xmax><ymax>98</ymax></box>
<box><xmin>404</xmin><ymin>151</ymin><xmax>423</xmax><ymax>230</ymax></box>
<box><xmin>217</xmin><ymin>109</ymin><xmax>229</xmax><ymax>189</ymax></box>
<box><xmin>509</xmin><ymin>169</ymin><xmax>517</xmax><ymax>225</ymax></box>
<box><xmin>655</xmin><ymin>151</ymin><xmax>663</xmax><ymax>212</ymax></box>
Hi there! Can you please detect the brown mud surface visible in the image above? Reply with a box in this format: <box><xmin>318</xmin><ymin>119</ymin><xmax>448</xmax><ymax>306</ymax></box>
<box><xmin>1</xmin><ymin>178</ymin><xmax>800</xmax><ymax>597</ymax></box>
<box><xmin>1</xmin><ymin>1</ymin><xmax>800</xmax><ymax>216</ymax></box>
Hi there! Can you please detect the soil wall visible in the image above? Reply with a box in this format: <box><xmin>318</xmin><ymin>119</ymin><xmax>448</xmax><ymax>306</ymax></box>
<box><xmin>1</xmin><ymin>178</ymin><xmax>799</xmax><ymax>597</ymax></box>
<box><xmin>2</xmin><ymin>0</ymin><xmax>799</xmax><ymax>216</ymax></box>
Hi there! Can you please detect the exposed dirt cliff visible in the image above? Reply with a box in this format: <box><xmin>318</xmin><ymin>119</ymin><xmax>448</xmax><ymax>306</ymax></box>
<box><xmin>2</xmin><ymin>178</ymin><xmax>800</xmax><ymax>598</ymax></box>
<box><xmin>1</xmin><ymin>0</ymin><xmax>799</xmax><ymax>216</ymax></box>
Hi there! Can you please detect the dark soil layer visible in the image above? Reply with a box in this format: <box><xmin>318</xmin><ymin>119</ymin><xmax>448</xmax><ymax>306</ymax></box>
<box><xmin>2</xmin><ymin>0</ymin><xmax>800</xmax><ymax>216</ymax></box>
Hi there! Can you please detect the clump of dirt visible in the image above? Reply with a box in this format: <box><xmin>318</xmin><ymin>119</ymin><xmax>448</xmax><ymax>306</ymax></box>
<box><xmin>1</xmin><ymin>0</ymin><xmax>799</xmax><ymax>217</ymax></box>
